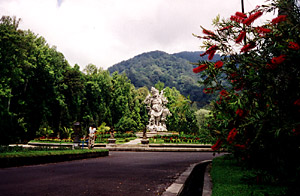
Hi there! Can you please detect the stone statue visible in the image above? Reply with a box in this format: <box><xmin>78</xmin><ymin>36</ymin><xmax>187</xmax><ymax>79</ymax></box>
<box><xmin>144</xmin><ymin>87</ymin><xmax>172</xmax><ymax>132</ymax></box>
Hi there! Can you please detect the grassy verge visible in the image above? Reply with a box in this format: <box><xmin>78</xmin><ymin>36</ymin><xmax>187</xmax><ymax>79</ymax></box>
<box><xmin>0</xmin><ymin>147</ymin><xmax>109</xmax><ymax>168</ymax></box>
<box><xmin>1</xmin><ymin>149</ymin><xmax>108</xmax><ymax>158</ymax></box>
<box><xmin>211</xmin><ymin>155</ymin><xmax>288</xmax><ymax>196</ymax></box>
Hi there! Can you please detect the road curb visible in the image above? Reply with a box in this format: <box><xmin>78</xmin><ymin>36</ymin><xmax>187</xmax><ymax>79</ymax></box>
<box><xmin>202</xmin><ymin>163</ymin><xmax>212</xmax><ymax>196</ymax></box>
<box><xmin>27</xmin><ymin>142</ymin><xmax>214</xmax><ymax>152</ymax></box>
<box><xmin>162</xmin><ymin>160</ymin><xmax>212</xmax><ymax>196</ymax></box>
<box><xmin>104</xmin><ymin>146</ymin><xmax>213</xmax><ymax>152</ymax></box>
<box><xmin>162</xmin><ymin>163</ymin><xmax>197</xmax><ymax>196</ymax></box>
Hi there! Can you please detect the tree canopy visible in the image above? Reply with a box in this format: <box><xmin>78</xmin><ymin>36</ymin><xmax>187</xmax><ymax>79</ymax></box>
<box><xmin>0</xmin><ymin>16</ymin><xmax>199</xmax><ymax>144</ymax></box>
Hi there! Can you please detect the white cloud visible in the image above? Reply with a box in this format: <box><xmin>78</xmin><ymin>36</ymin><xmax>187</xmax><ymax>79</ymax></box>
<box><xmin>0</xmin><ymin>0</ymin><xmax>276</xmax><ymax>70</ymax></box>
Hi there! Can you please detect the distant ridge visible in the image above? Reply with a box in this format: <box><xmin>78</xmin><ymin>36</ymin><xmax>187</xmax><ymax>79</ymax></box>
<box><xmin>108</xmin><ymin>50</ymin><xmax>220</xmax><ymax>107</ymax></box>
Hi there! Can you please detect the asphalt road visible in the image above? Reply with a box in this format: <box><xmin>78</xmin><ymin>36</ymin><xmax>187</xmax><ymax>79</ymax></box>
<box><xmin>0</xmin><ymin>152</ymin><xmax>220</xmax><ymax>196</ymax></box>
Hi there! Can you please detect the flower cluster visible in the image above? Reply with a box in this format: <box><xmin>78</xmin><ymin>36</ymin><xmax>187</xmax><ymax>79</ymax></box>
<box><xmin>200</xmin><ymin>45</ymin><xmax>218</xmax><ymax>60</ymax></box>
<box><xmin>271</xmin><ymin>15</ymin><xmax>287</xmax><ymax>24</ymax></box>
<box><xmin>243</xmin><ymin>11</ymin><xmax>263</xmax><ymax>26</ymax></box>
<box><xmin>193</xmin><ymin>64</ymin><xmax>208</xmax><ymax>73</ymax></box>
<box><xmin>266</xmin><ymin>54</ymin><xmax>286</xmax><ymax>69</ymax></box>
<box><xmin>227</xmin><ymin>128</ymin><xmax>238</xmax><ymax>144</ymax></box>
<box><xmin>288</xmin><ymin>41</ymin><xmax>300</xmax><ymax>50</ymax></box>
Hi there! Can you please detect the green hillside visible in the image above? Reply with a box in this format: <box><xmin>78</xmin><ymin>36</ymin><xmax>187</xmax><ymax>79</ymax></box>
<box><xmin>108</xmin><ymin>51</ymin><xmax>219</xmax><ymax>107</ymax></box>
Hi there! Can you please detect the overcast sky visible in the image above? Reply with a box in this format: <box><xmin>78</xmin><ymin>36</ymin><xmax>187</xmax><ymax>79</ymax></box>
<box><xmin>1</xmin><ymin>0</ymin><xmax>276</xmax><ymax>70</ymax></box>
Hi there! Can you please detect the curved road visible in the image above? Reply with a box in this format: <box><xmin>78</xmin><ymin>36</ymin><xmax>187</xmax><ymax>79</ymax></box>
<box><xmin>0</xmin><ymin>152</ymin><xmax>220</xmax><ymax>196</ymax></box>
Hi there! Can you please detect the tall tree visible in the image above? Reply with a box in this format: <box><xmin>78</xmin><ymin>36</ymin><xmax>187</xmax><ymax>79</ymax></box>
<box><xmin>0</xmin><ymin>16</ymin><xmax>27</xmax><ymax>143</ymax></box>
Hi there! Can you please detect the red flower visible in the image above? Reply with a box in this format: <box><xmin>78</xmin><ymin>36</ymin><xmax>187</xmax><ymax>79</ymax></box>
<box><xmin>214</xmin><ymin>61</ymin><xmax>224</xmax><ymax>68</ymax></box>
<box><xmin>235</xmin><ymin>12</ymin><xmax>247</xmax><ymax>18</ymax></box>
<box><xmin>288</xmin><ymin>42</ymin><xmax>300</xmax><ymax>50</ymax></box>
<box><xmin>271</xmin><ymin>15</ymin><xmax>287</xmax><ymax>24</ymax></box>
<box><xmin>211</xmin><ymin>139</ymin><xmax>223</xmax><ymax>151</ymax></box>
<box><xmin>236</xmin><ymin>108</ymin><xmax>244</xmax><ymax>117</ymax></box>
<box><xmin>200</xmin><ymin>45</ymin><xmax>218</xmax><ymax>60</ymax></box>
<box><xmin>255</xmin><ymin>27</ymin><xmax>272</xmax><ymax>36</ymax></box>
<box><xmin>219</xmin><ymin>90</ymin><xmax>229</xmax><ymax>98</ymax></box>
<box><xmin>203</xmin><ymin>29</ymin><xmax>215</xmax><ymax>36</ymax></box>
<box><xmin>208</xmin><ymin>50</ymin><xmax>216</xmax><ymax>60</ymax></box>
<box><xmin>230</xmin><ymin>15</ymin><xmax>244</xmax><ymax>23</ymax></box>
<box><xmin>227</xmin><ymin>128</ymin><xmax>238</xmax><ymax>144</ymax></box>
<box><xmin>235</xmin><ymin>31</ymin><xmax>246</xmax><ymax>43</ymax></box>
<box><xmin>220</xmin><ymin>25</ymin><xmax>233</xmax><ymax>31</ymax></box>
<box><xmin>203</xmin><ymin>88</ymin><xmax>214</xmax><ymax>94</ymax></box>
<box><xmin>294</xmin><ymin>98</ymin><xmax>300</xmax><ymax>106</ymax></box>
<box><xmin>240</xmin><ymin>42</ymin><xmax>256</xmax><ymax>53</ymax></box>
<box><xmin>293</xmin><ymin>125</ymin><xmax>300</xmax><ymax>135</ymax></box>
<box><xmin>271</xmin><ymin>55</ymin><xmax>286</xmax><ymax>64</ymax></box>
<box><xmin>193</xmin><ymin>64</ymin><xmax>208</xmax><ymax>73</ymax></box>
<box><xmin>243</xmin><ymin>11</ymin><xmax>263</xmax><ymax>26</ymax></box>
<box><xmin>234</xmin><ymin>144</ymin><xmax>246</xmax><ymax>149</ymax></box>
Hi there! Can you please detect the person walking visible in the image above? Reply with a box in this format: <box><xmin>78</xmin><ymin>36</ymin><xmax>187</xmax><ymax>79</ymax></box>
<box><xmin>88</xmin><ymin>124</ymin><xmax>97</xmax><ymax>149</ymax></box>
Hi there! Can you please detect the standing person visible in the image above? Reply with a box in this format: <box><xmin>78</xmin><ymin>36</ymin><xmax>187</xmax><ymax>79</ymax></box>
<box><xmin>88</xmin><ymin>124</ymin><xmax>96</xmax><ymax>149</ymax></box>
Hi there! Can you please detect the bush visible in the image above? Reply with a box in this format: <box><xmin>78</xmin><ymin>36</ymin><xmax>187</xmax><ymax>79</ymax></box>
<box><xmin>194</xmin><ymin>0</ymin><xmax>300</xmax><ymax>182</ymax></box>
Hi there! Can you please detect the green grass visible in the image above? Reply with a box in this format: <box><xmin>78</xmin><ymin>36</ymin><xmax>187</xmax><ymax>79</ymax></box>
<box><xmin>211</xmin><ymin>155</ymin><xmax>288</xmax><ymax>196</ymax></box>
<box><xmin>0</xmin><ymin>149</ymin><xmax>108</xmax><ymax>158</ymax></box>
<box><xmin>0</xmin><ymin>147</ymin><xmax>109</xmax><ymax>167</ymax></box>
<box><xmin>115</xmin><ymin>137</ymin><xmax>137</xmax><ymax>144</ymax></box>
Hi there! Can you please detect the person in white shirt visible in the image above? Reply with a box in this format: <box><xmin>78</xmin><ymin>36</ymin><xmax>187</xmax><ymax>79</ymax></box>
<box><xmin>88</xmin><ymin>124</ymin><xmax>97</xmax><ymax>149</ymax></box>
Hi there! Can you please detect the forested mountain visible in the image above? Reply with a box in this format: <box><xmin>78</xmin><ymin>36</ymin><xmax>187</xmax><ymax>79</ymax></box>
<box><xmin>108</xmin><ymin>51</ymin><xmax>220</xmax><ymax>106</ymax></box>
<box><xmin>173</xmin><ymin>51</ymin><xmax>221</xmax><ymax>63</ymax></box>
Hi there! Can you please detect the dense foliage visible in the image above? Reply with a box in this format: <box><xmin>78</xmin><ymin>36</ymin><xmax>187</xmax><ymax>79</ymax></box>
<box><xmin>0</xmin><ymin>16</ymin><xmax>147</xmax><ymax>144</ymax></box>
<box><xmin>194</xmin><ymin>0</ymin><xmax>300</xmax><ymax>183</ymax></box>
<box><xmin>108</xmin><ymin>50</ymin><xmax>221</xmax><ymax>107</ymax></box>
<box><xmin>0</xmin><ymin>16</ymin><xmax>199</xmax><ymax>144</ymax></box>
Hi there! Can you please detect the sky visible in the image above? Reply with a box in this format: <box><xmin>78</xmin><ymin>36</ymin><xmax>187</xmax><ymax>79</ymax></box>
<box><xmin>0</xmin><ymin>0</ymin><xmax>278</xmax><ymax>70</ymax></box>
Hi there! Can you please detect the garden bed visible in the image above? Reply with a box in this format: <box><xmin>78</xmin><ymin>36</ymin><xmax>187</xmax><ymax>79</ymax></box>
<box><xmin>0</xmin><ymin>147</ymin><xmax>109</xmax><ymax>168</ymax></box>
<box><xmin>149</xmin><ymin>134</ymin><xmax>213</xmax><ymax>144</ymax></box>
<box><xmin>32</xmin><ymin>132</ymin><xmax>137</xmax><ymax>145</ymax></box>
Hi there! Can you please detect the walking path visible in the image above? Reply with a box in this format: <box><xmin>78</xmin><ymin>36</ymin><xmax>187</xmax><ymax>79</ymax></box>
<box><xmin>124</xmin><ymin>138</ymin><xmax>143</xmax><ymax>145</ymax></box>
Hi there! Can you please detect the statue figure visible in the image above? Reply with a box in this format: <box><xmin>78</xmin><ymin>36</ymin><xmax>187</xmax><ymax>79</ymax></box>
<box><xmin>144</xmin><ymin>87</ymin><xmax>172</xmax><ymax>132</ymax></box>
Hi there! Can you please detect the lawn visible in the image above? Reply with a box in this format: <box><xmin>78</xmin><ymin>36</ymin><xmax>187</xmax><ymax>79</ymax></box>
<box><xmin>211</xmin><ymin>155</ymin><xmax>290</xmax><ymax>196</ymax></box>
<box><xmin>0</xmin><ymin>146</ymin><xmax>109</xmax><ymax>167</ymax></box>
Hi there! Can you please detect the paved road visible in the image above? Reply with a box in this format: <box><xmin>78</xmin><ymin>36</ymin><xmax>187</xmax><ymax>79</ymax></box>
<box><xmin>0</xmin><ymin>152</ymin><xmax>219</xmax><ymax>196</ymax></box>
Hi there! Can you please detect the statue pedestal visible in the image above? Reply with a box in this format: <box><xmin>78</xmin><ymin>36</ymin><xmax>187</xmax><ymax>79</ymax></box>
<box><xmin>141</xmin><ymin>138</ymin><xmax>149</xmax><ymax>144</ymax></box>
<box><xmin>108</xmin><ymin>138</ymin><xmax>116</xmax><ymax>144</ymax></box>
